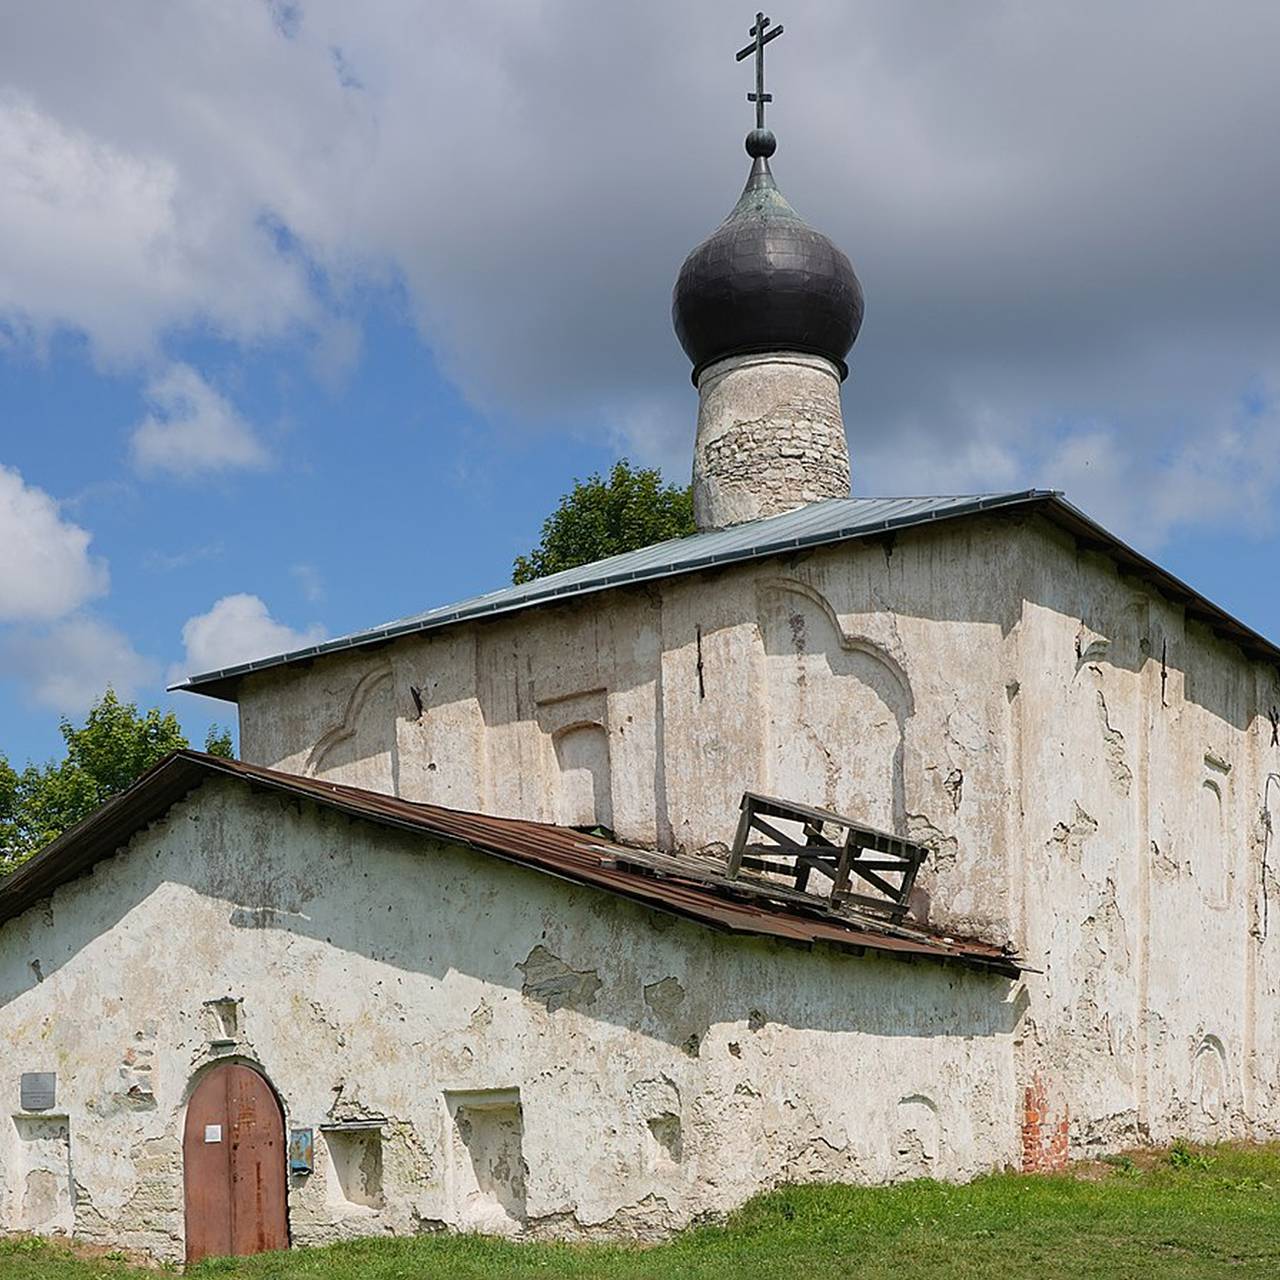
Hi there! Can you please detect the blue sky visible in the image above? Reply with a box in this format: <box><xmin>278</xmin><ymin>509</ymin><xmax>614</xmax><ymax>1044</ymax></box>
<box><xmin>1</xmin><ymin>304</ymin><xmax>623</xmax><ymax>763</ymax></box>
<box><xmin>2</xmin><ymin>2</ymin><xmax>1279</xmax><ymax>767</ymax></box>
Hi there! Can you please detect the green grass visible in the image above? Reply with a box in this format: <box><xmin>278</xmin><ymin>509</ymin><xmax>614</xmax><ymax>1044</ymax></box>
<box><xmin>5</xmin><ymin>1143</ymin><xmax>1280</xmax><ymax>1279</ymax></box>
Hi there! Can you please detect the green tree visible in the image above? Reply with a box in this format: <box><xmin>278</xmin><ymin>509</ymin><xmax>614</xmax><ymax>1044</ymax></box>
<box><xmin>513</xmin><ymin>459</ymin><xmax>695</xmax><ymax>585</ymax></box>
<box><xmin>204</xmin><ymin>725</ymin><xmax>235</xmax><ymax>759</ymax></box>
<box><xmin>0</xmin><ymin>689</ymin><xmax>234</xmax><ymax>874</ymax></box>
<box><xmin>0</xmin><ymin>754</ymin><xmax>19</xmax><ymax>867</ymax></box>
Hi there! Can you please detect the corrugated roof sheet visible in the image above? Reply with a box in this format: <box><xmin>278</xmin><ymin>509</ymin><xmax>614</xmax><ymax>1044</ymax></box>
<box><xmin>172</xmin><ymin>488</ymin><xmax>1280</xmax><ymax>700</ymax></box>
<box><xmin>0</xmin><ymin>751</ymin><xmax>1024</xmax><ymax>978</ymax></box>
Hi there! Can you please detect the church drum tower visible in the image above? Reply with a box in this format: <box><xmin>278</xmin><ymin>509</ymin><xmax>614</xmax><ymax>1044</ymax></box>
<box><xmin>672</xmin><ymin>14</ymin><xmax>865</xmax><ymax>531</ymax></box>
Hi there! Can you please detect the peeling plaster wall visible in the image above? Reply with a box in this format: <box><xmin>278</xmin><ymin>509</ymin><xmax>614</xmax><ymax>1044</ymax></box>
<box><xmin>1008</xmin><ymin>520</ymin><xmax>1280</xmax><ymax>1158</ymax></box>
<box><xmin>238</xmin><ymin>516</ymin><xmax>1028</xmax><ymax>935</ymax></box>
<box><xmin>0</xmin><ymin>781</ymin><xmax>1017</xmax><ymax>1259</ymax></box>
<box><xmin>232</xmin><ymin>512</ymin><xmax>1280</xmax><ymax>1171</ymax></box>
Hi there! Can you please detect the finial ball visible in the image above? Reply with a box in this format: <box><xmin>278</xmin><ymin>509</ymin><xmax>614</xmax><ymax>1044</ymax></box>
<box><xmin>745</xmin><ymin>128</ymin><xmax>777</xmax><ymax>158</ymax></box>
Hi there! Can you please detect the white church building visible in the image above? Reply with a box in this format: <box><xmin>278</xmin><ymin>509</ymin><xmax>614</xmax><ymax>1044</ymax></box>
<box><xmin>3</xmin><ymin>21</ymin><xmax>1279</xmax><ymax>1264</ymax></box>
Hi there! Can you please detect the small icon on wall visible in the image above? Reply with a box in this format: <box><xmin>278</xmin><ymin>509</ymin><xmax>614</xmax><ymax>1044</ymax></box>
<box><xmin>289</xmin><ymin>1127</ymin><xmax>315</xmax><ymax>1174</ymax></box>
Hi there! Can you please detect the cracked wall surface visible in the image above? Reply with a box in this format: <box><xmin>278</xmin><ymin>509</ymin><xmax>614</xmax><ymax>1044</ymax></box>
<box><xmin>233</xmin><ymin>508</ymin><xmax>1280</xmax><ymax>1179</ymax></box>
<box><xmin>7</xmin><ymin>509</ymin><xmax>1278</xmax><ymax>1256</ymax></box>
<box><xmin>1011</xmin><ymin>526</ymin><xmax>1280</xmax><ymax>1160</ymax></box>
<box><xmin>0</xmin><ymin>780</ymin><xmax>1017</xmax><ymax>1259</ymax></box>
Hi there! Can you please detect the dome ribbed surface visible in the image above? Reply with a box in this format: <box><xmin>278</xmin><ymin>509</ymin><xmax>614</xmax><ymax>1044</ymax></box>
<box><xmin>673</xmin><ymin>155</ymin><xmax>864</xmax><ymax>381</ymax></box>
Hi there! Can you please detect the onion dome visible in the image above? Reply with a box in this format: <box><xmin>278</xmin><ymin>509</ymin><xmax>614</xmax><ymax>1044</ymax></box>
<box><xmin>673</xmin><ymin>128</ymin><xmax>864</xmax><ymax>383</ymax></box>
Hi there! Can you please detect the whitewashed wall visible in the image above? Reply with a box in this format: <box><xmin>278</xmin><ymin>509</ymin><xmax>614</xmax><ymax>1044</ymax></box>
<box><xmin>235</xmin><ymin>512</ymin><xmax>1280</xmax><ymax>1160</ymax></box>
<box><xmin>0</xmin><ymin>781</ymin><xmax>1018</xmax><ymax>1260</ymax></box>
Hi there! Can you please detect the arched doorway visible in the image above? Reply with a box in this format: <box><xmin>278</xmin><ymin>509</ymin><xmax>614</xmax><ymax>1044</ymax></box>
<box><xmin>183</xmin><ymin>1062</ymin><xmax>289</xmax><ymax>1263</ymax></box>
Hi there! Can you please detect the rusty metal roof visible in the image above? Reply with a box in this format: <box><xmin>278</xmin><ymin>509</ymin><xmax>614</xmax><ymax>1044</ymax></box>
<box><xmin>171</xmin><ymin>490</ymin><xmax>1280</xmax><ymax>701</ymax></box>
<box><xmin>0</xmin><ymin>751</ymin><xmax>1023</xmax><ymax>978</ymax></box>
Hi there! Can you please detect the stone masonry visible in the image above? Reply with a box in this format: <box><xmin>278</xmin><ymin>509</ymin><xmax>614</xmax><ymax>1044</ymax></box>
<box><xmin>692</xmin><ymin>351</ymin><xmax>850</xmax><ymax>529</ymax></box>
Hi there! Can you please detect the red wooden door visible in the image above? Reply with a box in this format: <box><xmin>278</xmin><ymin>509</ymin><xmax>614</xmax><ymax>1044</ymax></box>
<box><xmin>183</xmin><ymin>1063</ymin><xmax>289</xmax><ymax>1263</ymax></box>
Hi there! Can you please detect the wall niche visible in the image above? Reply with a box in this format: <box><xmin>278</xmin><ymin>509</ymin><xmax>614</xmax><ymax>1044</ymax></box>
<box><xmin>537</xmin><ymin>688</ymin><xmax>613</xmax><ymax>830</ymax></box>
<box><xmin>322</xmin><ymin>1122</ymin><xmax>385</xmax><ymax>1214</ymax></box>
<box><xmin>758</xmin><ymin>578</ymin><xmax>911</xmax><ymax>830</ymax></box>
<box><xmin>445</xmin><ymin>1089</ymin><xmax>527</xmax><ymax>1233</ymax></box>
<box><xmin>13</xmin><ymin>1115</ymin><xmax>74</xmax><ymax>1235</ymax></box>
<box><xmin>1195</xmin><ymin>773</ymin><xmax>1231</xmax><ymax>910</ymax></box>
<box><xmin>552</xmin><ymin>723</ymin><xmax>613</xmax><ymax>829</ymax></box>
<box><xmin>893</xmin><ymin>1094</ymin><xmax>941</xmax><ymax>1180</ymax></box>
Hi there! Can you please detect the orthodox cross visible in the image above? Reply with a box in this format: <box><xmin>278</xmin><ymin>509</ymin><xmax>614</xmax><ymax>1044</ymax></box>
<box><xmin>736</xmin><ymin>12</ymin><xmax>784</xmax><ymax>129</ymax></box>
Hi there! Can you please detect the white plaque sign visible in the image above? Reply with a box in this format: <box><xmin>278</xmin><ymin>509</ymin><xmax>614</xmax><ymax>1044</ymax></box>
<box><xmin>204</xmin><ymin>1124</ymin><xmax>223</xmax><ymax>1143</ymax></box>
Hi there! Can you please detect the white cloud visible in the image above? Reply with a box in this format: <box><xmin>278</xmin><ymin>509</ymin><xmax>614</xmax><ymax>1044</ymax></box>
<box><xmin>177</xmin><ymin>594</ymin><xmax>325</xmax><ymax>678</ymax></box>
<box><xmin>1</xmin><ymin>616</ymin><xmax>157</xmax><ymax>713</ymax></box>
<box><xmin>0</xmin><ymin>464</ymin><xmax>109</xmax><ymax>623</ymax></box>
<box><xmin>0</xmin><ymin>3</ymin><xmax>1279</xmax><ymax>541</ymax></box>
<box><xmin>0</xmin><ymin>88</ymin><xmax>316</xmax><ymax>363</ymax></box>
<box><xmin>1040</xmin><ymin>390</ymin><xmax>1280</xmax><ymax>546</ymax></box>
<box><xmin>130</xmin><ymin>363</ymin><xmax>269</xmax><ymax>478</ymax></box>
<box><xmin>143</xmin><ymin>540</ymin><xmax>225</xmax><ymax>573</ymax></box>
<box><xmin>290</xmin><ymin>563</ymin><xmax>326</xmax><ymax>604</ymax></box>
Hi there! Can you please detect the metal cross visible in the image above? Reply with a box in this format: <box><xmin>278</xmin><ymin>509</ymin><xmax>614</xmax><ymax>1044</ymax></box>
<box><xmin>736</xmin><ymin>12</ymin><xmax>784</xmax><ymax>129</ymax></box>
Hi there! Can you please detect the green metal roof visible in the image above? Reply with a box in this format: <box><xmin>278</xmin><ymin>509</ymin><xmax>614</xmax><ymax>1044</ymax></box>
<box><xmin>171</xmin><ymin>490</ymin><xmax>1280</xmax><ymax>700</ymax></box>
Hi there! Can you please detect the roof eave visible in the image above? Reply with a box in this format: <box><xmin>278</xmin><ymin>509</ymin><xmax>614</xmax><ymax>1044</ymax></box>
<box><xmin>169</xmin><ymin>488</ymin><xmax>1280</xmax><ymax>704</ymax></box>
<box><xmin>0</xmin><ymin>751</ymin><xmax>1024</xmax><ymax>978</ymax></box>
<box><xmin>170</xmin><ymin>491</ymin><xmax>1058</xmax><ymax>702</ymax></box>
<box><xmin>1035</xmin><ymin>496</ymin><xmax>1280</xmax><ymax>667</ymax></box>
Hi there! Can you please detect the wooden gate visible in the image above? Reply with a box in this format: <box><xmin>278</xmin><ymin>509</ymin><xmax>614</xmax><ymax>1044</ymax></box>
<box><xmin>183</xmin><ymin>1063</ymin><xmax>289</xmax><ymax>1263</ymax></box>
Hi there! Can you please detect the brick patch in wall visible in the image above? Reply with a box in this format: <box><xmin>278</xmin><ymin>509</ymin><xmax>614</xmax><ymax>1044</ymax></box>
<box><xmin>1022</xmin><ymin>1074</ymin><xmax>1070</xmax><ymax>1172</ymax></box>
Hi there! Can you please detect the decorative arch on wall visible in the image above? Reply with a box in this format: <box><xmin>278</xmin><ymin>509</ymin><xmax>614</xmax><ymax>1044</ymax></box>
<box><xmin>757</xmin><ymin>577</ymin><xmax>915</xmax><ymax>716</ymax></box>
<box><xmin>893</xmin><ymin>1093</ymin><xmax>941</xmax><ymax>1179</ymax></box>
<box><xmin>756</xmin><ymin>577</ymin><xmax>915</xmax><ymax>829</ymax></box>
<box><xmin>1195</xmin><ymin>776</ymin><xmax>1230</xmax><ymax>910</ymax></box>
<box><xmin>1189</xmin><ymin>1035</ymin><xmax>1228</xmax><ymax>1136</ymax></box>
<box><xmin>551</xmin><ymin>720</ymin><xmax>613</xmax><ymax>830</ymax></box>
<box><xmin>305</xmin><ymin>663</ymin><xmax>393</xmax><ymax>779</ymax></box>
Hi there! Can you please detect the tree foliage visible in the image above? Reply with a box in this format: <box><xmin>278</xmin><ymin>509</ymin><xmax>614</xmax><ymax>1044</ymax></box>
<box><xmin>513</xmin><ymin>459</ymin><xmax>695</xmax><ymax>585</ymax></box>
<box><xmin>0</xmin><ymin>689</ymin><xmax>234</xmax><ymax>875</ymax></box>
